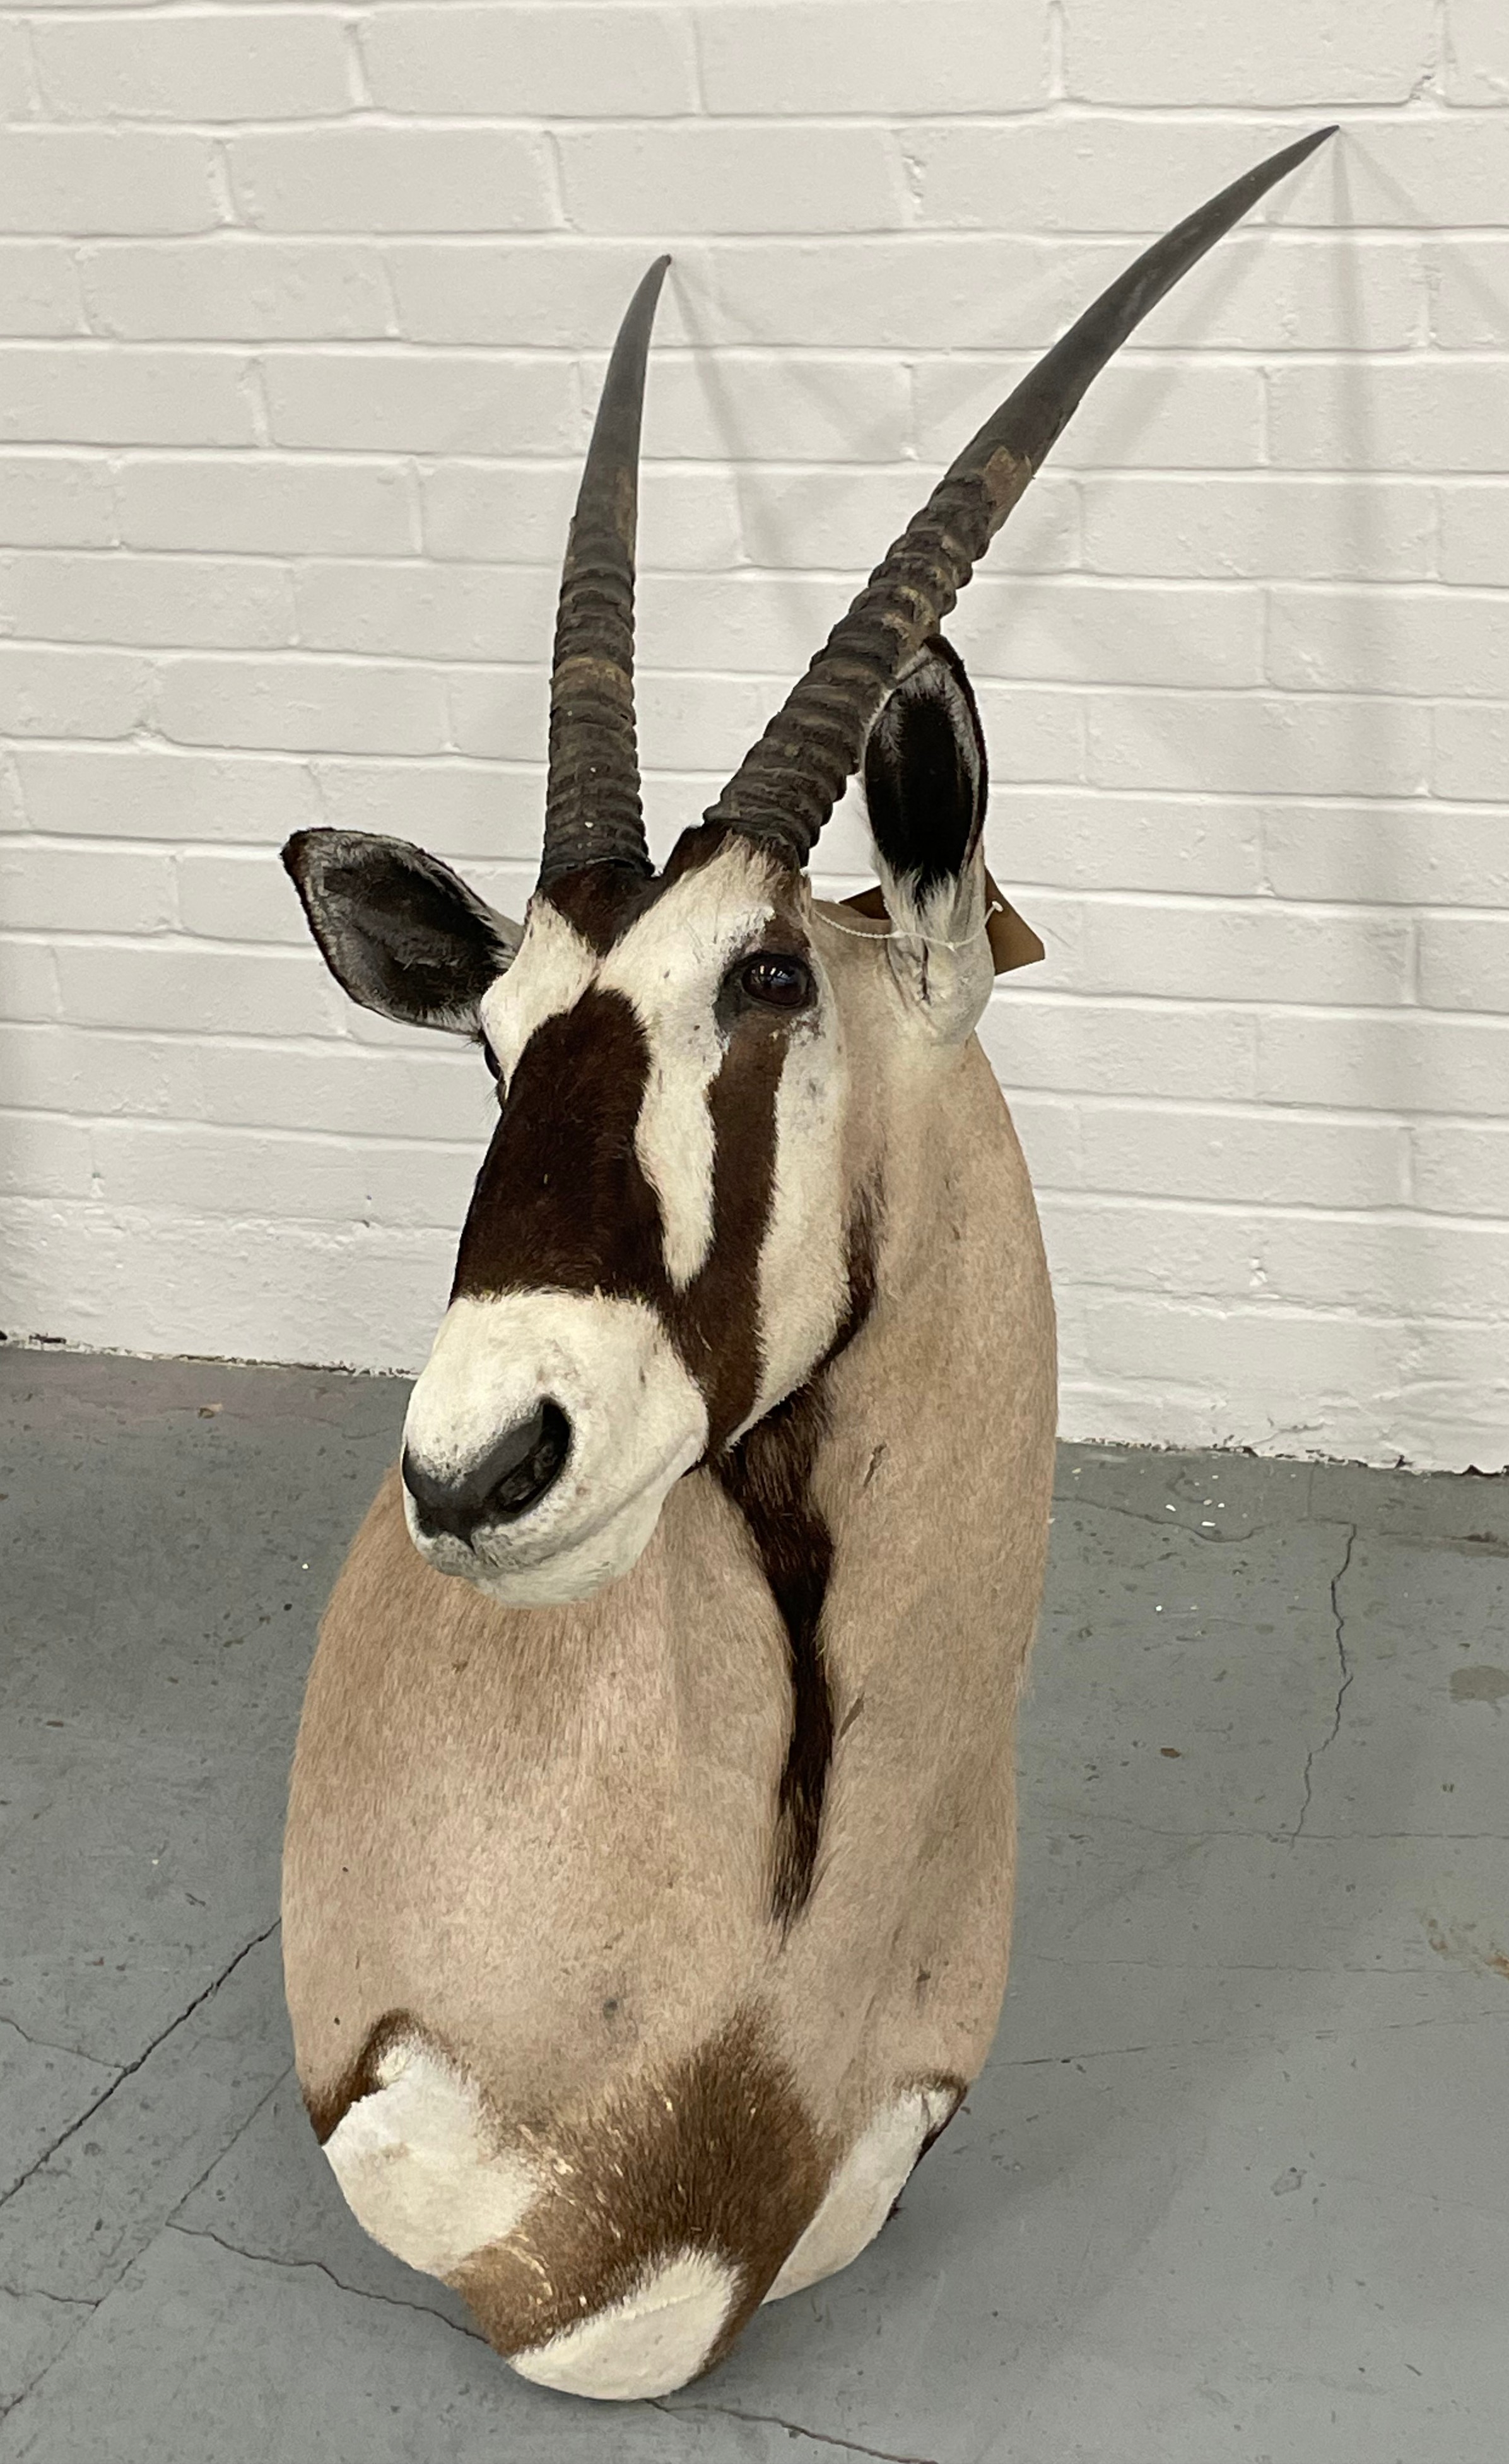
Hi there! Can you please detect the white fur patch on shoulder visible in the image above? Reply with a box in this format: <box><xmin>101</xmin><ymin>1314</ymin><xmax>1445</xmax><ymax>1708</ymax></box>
<box><xmin>509</xmin><ymin>2248</ymin><xmax>737</xmax><ymax>2402</ymax></box>
<box><xmin>324</xmin><ymin>2041</ymin><xmax>537</xmax><ymax>2280</ymax></box>
<box><xmin>763</xmin><ymin>2087</ymin><xmax>954</xmax><ymax>2302</ymax></box>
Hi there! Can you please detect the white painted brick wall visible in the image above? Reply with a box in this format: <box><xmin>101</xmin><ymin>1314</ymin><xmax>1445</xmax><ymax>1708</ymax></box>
<box><xmin>1</xmin><ymin>0</ymin><xmax>1506</xmax><ymax>1471</ymax></box>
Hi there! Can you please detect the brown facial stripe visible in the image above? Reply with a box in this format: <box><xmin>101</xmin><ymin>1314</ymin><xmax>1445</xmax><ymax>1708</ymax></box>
<box><xmin>538</xmin><ymin>859</ymin><xmax>659</xmax><ymax>956</ymax></box>
<box><xmin>452</xmin><ymin>990</ymin><xmax>663</xmax><ymax>1304</ymax></box>
<box><xmin>302</xmin><ymin>2007</ymin><xmax>422</xmax><ymax>2146</ymax></box>
<box><xmin>452</xmin><ymin>980</ymin><xmax>788</xmax><ymax>1458</ymax></box>
<box><xmin>717</xmin><ymin>1199</ymin><xmax>879</xmax><ymax>1930</ymax></box>
<box><xmin>453</xmin><ymin>2008</ymin><xmax>828</xmax><ymax>2371</ymax></box>
<box><xmin>672</xmin><ymin>1005</ymin><xmax>784</xmax><ymax>1449</ymax></box>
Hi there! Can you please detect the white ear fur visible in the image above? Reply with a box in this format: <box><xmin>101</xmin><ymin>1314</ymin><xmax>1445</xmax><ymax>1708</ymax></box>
<box><xmin>871</xmin><ymin>833</ymin><xmax>995</xmax><ymax>1045</ymax></box>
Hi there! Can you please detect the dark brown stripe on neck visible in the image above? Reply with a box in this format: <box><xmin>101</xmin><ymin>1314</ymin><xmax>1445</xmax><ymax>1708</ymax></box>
<box><xmin>717</xmin><ymin>1199</ymin><xmax>878</xmax><ymax>1930</ymax></box>
<box><xmin>718</xmin><ymin>1378</ymin><xmax>833</xmax><ymax>1928</ymax></box>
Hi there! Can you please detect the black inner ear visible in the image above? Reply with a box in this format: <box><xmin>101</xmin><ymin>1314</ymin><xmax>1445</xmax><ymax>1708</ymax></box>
<box><xmin>283</xmin><ymin>830</ymin><xmax>517</xmax><ymax>1032</ymax></box>
<box><xmin>862</xmin><ymin>636</ymin><xmax>987</xmax><ymax>902</ymax></box>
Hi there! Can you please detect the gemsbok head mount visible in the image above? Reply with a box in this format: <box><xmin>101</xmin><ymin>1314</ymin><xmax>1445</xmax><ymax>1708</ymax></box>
<box><xmin>281</xmin><ymin>129</ymin><xmax>1334</xmax><ymax>2405</ymax></box>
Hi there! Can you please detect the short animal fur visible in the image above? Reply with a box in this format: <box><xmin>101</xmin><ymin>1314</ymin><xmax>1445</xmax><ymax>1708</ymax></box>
<box><xmin>281</xmin><ymin>131</ymin><xmax>1334</xmax><ymax>2402</ymax></box>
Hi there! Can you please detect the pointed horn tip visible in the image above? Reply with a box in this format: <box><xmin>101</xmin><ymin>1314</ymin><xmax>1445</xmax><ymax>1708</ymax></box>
<box><xmin>1246</xmin><ymin>124</ymin><xmax>1339</xmax><ymax>191</ymax></box>
<box><xmin>1248</xmin><ymin>122</ymin><xmax>1337</xmax><ymax>192</ymax></box>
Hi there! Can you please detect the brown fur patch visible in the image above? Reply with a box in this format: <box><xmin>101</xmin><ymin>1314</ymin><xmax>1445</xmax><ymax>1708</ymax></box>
<box><xmin>719</xmin><ymin>1386</ymin><xmax>834</xmax><ymax>1928</ymax></box>
<box><xmin>666</xmin><ymin>1014</ymin><xmax>783</xmax><ymax>1450</ymax></box>
<box><xmin>717</xmin><ymin>1199</ymin><xmax>879</xmax><ymax>1928</ymax></box>
<box><xmin>540</xmin><ymin>861</ymin><xmax>657</xmax><ymax>955</ymax></box>
<box><xmin>453</xmin><ymin>989</ymin><xmax>663</xmax><ymax>1303</ymax></box>
<box><xmin>452</xmin><ymin>2009</ymin><xmax>828</xmax><ymax>2371</ymax></box>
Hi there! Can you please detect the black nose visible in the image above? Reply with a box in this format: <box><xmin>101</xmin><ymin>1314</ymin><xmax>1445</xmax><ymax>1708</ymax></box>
<box><xmin>401</xmin><ymin>1402</ymin><xmax>570</xmax><ymax>1546</ymax></box>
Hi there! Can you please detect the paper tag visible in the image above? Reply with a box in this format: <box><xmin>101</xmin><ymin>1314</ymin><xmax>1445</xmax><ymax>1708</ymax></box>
<box><xmin>839</xmin><ymin>870</ymin><xmax>1043</xmax><ymax>975</ymax></box>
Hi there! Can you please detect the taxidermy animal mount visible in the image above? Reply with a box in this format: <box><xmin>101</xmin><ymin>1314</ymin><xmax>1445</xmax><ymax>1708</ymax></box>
<box><xmin>280</xmin><ymin>127</ymin><xmax>1334</xmax><ymax>2402</ymax></box>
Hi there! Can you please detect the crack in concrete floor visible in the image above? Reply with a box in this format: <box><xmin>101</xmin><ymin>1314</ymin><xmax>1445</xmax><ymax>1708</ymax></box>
<box><xmin>0</xmin><ymin>1920</ymin><xmax>283</xmax><ymax>2220</ymax></box>
<box><xmin>0</xmin><ymin>2294</ymin><xmax>100</xmax><ymax>2422</ymax></box>
<box><xmin>1291</xmin><ymin>1523</ymin><xmax>1359</xmax><ymax>1841</ymax></box>
<box><xmin>1032</xmin><ymin>1811</ymin><xmax>1509</xmax><ymax>1844</ymax></box>
<box><xmin>0</xmin><ymin>2014</ymin><xmax>110</xmax><ymax>2067</ymax></box>
<box><xmin>1051</xmin><ymin>1491</ymin><xmax>1358</xmax><ymax>1547</ymax></box>
<box><xmin>653</xmin><ymin>2397</ymin><xmax>940</xmax><ymax>2464</ymax></box>
<box><xmin>164</xmin><ymin>2224</ymin><xmax>488</xmax><ymax>2344</ymax></box>
<box><xmin>1002</xmin><ymin>2007</ymin><xmax>1509</xmax><ymax>2065</ymax></box>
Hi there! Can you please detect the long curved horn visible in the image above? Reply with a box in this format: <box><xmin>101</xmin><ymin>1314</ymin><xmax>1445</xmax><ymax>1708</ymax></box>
<box><xmin>538</xmin><ymin>254</ymin><xmax>671</xmax><ymax>889</ymax></box>
<box><xmin>705</xmin><ymin>127</ymin><xmax>1337</xmax><ymax>865</ymax></box>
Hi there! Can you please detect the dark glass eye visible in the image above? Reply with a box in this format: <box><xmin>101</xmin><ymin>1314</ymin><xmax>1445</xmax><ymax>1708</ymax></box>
<box><xmin>479</xmin><ymin>1040</ymin><xmax>501</xmax><ymax>1081</ymax></box>
<box><xmin>738</xmin><ymin>953</ymin><xmax>814</xmax><ymax>1010</ymax></box>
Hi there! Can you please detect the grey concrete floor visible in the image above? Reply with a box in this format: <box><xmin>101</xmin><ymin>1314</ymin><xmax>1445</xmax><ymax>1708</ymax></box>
<box><xmin>1</xmin><ymin>1346</ymin><xmax>1506</xmax><ymax>2464</ymax></box>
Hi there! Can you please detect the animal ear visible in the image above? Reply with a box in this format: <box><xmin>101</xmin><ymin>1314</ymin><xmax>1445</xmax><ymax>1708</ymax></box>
<box><xmin>862</xmin><ymin>635</ymin><xmax>987</xmax><ymax>897</ymax></box>
<box><xmin>860</xmin><ymin>638</ymin><xmax>993</xmax><ymax>1043</ymax></box>
<box><xmin>283</xmin><ymin>830</ymin><xmax>522</xmax><ymax>1035</ymax></box>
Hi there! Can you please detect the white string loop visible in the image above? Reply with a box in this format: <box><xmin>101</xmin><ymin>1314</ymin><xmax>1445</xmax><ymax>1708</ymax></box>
<box><xmin>811</xmin><ymin>896</ymin><xmax>1003</xmax><ymax>953</ymax></box>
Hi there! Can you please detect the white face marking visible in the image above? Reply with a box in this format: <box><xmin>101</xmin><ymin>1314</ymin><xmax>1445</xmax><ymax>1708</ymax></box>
<box><xmin>601</xmin><ymin>845</ymin><xmax>776</xmax><ymax>1292</ymax></box>
<box><xmin>510</xmin><ymin>2248</ymin><xmax>736</xmax><ymax>2402</ymax></box>
<box><xmin>402</xmin><ymin>1291</ymin><xmax>708</xmax><ymax>1605</ymax></box>
<box><xmin>324</xmin><ymin>2041</ymin><xmax>537</xmax><ymax>2280</ymax></box>
<box><xmin>478</xmin><ymin>895</ymin><xmax>597</xmax><ymax>1091</ymax></box>
<box><xmin>762</xmin><ymin>2086</ymin><xmax>955</xmax><ymax>2302</ymax></box>
<box><xmin>739</xmin><ymin>934</ymin><xmax>850</xmax><ymax>1430</ymax></box>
